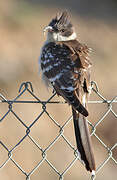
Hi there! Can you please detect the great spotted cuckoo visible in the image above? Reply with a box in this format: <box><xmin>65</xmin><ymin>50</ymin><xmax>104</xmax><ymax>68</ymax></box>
<box><xmin>39</xmin><ymin>10</ymin><xmax>96</xmax><ymax>175</ymax></box>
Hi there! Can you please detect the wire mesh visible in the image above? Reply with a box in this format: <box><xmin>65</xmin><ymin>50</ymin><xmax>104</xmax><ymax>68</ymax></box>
<box><xmin>0</xmin><ymin>81</ymin><xmax>117</xmax><ymax>180</ymax></box>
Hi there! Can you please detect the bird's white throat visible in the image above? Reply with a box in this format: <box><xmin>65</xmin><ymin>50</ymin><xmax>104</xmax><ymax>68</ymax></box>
<box><xmin>47</xmin><ymin>32</ymin><xmax>77</xmax><ymax>42</ymax></box>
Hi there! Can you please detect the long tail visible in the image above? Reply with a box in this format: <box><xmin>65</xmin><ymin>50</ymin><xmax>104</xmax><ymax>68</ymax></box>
<box><xmin>72</xmin><ymin>108</ymin><xmax>96</xmax><ymax>172</ymax></box>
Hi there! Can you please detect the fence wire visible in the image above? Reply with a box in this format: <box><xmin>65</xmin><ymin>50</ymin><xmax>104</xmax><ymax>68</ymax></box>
<box><xmin>0</xmin><ymin>81</ymin><xmax>117</xmax><ymax>180</ymax></box>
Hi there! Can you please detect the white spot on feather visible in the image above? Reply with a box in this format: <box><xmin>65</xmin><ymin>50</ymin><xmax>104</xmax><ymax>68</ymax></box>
<box><xmin>41</xmin><ymin>59</ymin><xmax>50</xmax><ymax>65</ymax></box>
<box><xmin>88</xmin><ymin>85</ymin><xmax>92</xmax><ymax>94</ymax></box>
<box><xmin>48</xmin><ymin>53</ymin><xmax>54</xmax><ymax>58</ymax></box>
<box><xmin>54</xmin><ymin>63</ymin><xmax>60</xmax><ymax>67</ymax></box>
<box><xmin>49</xmin><ymin>73</ymin><xmax>62</xmax><ymax>82</ymax></box>
<box><xmin>77</xmin><ymin>150</ymin><xmax>85</xmax><ymax>165</ymax></box>
<box><xmin>91</xmin><ymin>170</ymin><xmax>96</xmax><ymax>177</ymax></box>
<box><xmin>82</xmin><ymin>94</ymin><xmax>86</xmax><ymax>106</ymax></box>
<box><xmin>42</xmin><ymin>65</ymin><xmax>53</xmax><ymax>73</ymax></box>
<box><xmin>60</xmin><ymin>85</ymin><xmax>74</xmax><ymax>91</ymax></box>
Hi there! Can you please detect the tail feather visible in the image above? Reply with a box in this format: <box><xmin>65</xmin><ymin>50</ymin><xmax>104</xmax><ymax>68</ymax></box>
<box><xmin>58</xmin><ymin>89</ymin><xmax>89</xmax><ymax>117</ymax></box>
<box><xmin>71</xmin><ymin>94</ymin><xmax>88</xmax><ymax>117</ymax></box>
<box><xmin>72</xmin><ymin>108</ymin><xmax>95</xmax><ymax>172</ymax></box>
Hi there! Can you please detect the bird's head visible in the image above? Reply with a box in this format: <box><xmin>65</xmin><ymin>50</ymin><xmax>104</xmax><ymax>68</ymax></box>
<box><xmin>44</xmin><ymin>10</ymin><xmax>77</xmax><ymax>42</ymax></box>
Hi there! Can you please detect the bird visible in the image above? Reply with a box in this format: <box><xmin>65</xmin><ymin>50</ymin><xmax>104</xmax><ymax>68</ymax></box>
<box><xmin>39</xmin><ymin>10</ymin><xmax>96</xmax><ymax>175</ymax></box>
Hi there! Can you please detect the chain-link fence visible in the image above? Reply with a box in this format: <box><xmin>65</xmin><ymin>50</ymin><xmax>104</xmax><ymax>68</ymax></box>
<box><xmin>0</xmin><ymin>81</ymin><xmax>117</xmax><ymax>180</ymax></box>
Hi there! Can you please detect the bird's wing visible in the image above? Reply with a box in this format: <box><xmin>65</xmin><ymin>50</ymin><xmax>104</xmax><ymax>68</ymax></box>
<box><xmin>41</xmin><ymin>41</ymin><xmax>89</xmax><ymax>116</ymax></box>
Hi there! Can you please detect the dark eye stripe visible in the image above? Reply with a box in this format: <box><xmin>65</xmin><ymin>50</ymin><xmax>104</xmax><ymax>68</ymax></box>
<box><xmin>61</xmin><ymin>29</ymin><xmax>65</xmax><ymax>32</ymax></box>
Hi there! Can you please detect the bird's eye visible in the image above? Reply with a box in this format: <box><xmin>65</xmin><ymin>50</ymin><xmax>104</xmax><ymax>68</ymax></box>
<box><xmin>61</xmin><ymin>29</ymin><xmax>65</xmax><ymax>33</ymax></box>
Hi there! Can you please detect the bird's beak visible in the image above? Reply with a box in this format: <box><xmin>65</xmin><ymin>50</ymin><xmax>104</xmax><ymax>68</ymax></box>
<box><xmin>43</xmin><ymin>26</ymin><xmax>53</xmax><ymax>35</ymax></box>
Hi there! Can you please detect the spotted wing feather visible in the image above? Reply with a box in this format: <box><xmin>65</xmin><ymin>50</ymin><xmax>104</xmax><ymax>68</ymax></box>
<box><xmin>40</xmin><ymin>42</ymin><xmax>88</xmax><ymax>116</ymax></box>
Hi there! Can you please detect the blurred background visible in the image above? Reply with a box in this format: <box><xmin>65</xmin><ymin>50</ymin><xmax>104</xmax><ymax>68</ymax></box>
<box><xmin>0</xmin><ymin>0</ymin><xmax>117</xmax><ymax>179</ymax></box>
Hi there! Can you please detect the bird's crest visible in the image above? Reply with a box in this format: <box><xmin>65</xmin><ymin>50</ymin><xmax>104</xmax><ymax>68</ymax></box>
<box><xmin>49</xmin><ymin>10</ymin><xmax>73</xmax><ymax>31</ymax></box>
